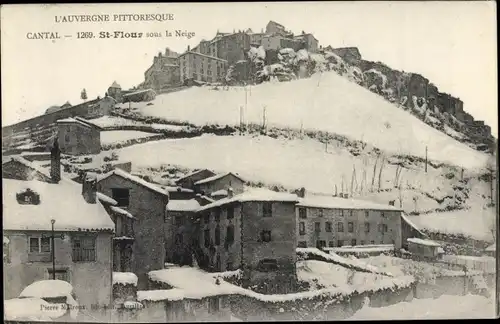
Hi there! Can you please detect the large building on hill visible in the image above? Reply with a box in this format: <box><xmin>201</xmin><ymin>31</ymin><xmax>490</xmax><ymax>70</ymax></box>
<box><xmin>178</xmin><ymin>51</ymin><xmax>228</xmax><ymax>84</ymax></box>
<box><xmin>143</xmin><ymin>48</ymin><xmax>181</xmax><ymax>91</ymax></box>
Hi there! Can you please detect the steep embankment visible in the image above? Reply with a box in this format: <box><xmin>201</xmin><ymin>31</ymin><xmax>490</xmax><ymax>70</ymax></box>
<box><xmin>117</xmin><ymin>70</ymin><xmax>492</xmax><ymax>171</ymax></box>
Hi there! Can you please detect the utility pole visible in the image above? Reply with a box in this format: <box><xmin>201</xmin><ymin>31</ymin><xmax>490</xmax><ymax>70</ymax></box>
<box><xmin>51</xmin><ymin>219</ymin><xmax>56</xmax><ymax>280</ymax></box>
<box><xmin>239</xmin><ymin>106</ymin><xmax>243</xmax><ymax>135</ymax></box>
<box><xmin>425</xmin><ymin>146</ymin><xmax>428</xmax><ymax>173</ymax></box>
<box><xmin>262</xmin><ymin>106</ymin><xmax>267</xmax><ymax>131</ymax></box>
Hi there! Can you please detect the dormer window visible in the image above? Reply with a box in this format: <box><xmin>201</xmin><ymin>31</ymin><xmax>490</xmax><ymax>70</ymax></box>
<box><xmin>16</xmin><ymin>188</ymin><xmax>40</xmax><ymax>205</ymax></box>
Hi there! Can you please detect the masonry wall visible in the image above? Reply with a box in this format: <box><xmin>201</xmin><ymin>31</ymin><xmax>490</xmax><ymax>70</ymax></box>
<box><xmin>296</xmin><ymin>207</ymin><xmax>402</xmax><ymax>250</ymax></box>
<box><xmin>241</xmin><ymin>201</ymin><xmax>297</xmax><ymax>293</ymax></box>
<box><xmin>196</xmin><ymin>204</ymin><xmax>243</xmax><ymax>271</ymax></box>
<box><xmin>57</xmin><ymin>123</ymin><xmax>101</xmax><ymax>155</ymax></box>
<box><xmin>164</xmin><ymin>210</ymin><xmax>194</xmax><ymax>265</ymax></box>
<box><xmin>3</xmin><ymin>230</ymin><xmax>113</xmax><ymax>307</ymax></box>
<box><xmin>97</xmin><ymin>175</ymin><xmax>167</xmax><ymax>289</ymax></box>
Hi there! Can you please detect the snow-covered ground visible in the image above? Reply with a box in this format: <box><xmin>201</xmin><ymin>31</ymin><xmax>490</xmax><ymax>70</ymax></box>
<box><xmin>100</xmin><ymin>130</ymin><xmax>158</xmax><ymax>146</ymax></box>
<box><xmin>88</xmin><ymin>115</ymin><xmax>186</xmax><ymax>132</ymax></box>
<box><xmin>406</xmin><ymin>208</ymin><xmax>496</xmax><ymax>242</ymax></box>
<box><xmin>349</xmin><ymin>293</ymin><xmax>496</xmax><ymax>320</ymax></box>
<box><xmin>121</xmin><ymin>71</ymin><xmax>491</xmax><ymax>170</ymax></box>
<box><xmin>96</xmin><ymin>134</ymin><xmax>491</xmax><ymax>217</ymax></box>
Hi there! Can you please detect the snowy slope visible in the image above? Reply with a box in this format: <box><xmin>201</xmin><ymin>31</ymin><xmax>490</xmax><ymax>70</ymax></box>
<box><xmin>122</xmin><ymin>71</ymin><xmax>491</xmax><ymax>170</ymax></box>
<box><xmin>104</xmin><ymin>134</ymin><xmax>491</xmax><ymax>215</ymax></box>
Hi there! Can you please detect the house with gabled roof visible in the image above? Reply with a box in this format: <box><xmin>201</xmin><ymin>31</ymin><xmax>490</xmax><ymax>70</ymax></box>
<box><xmin>193</xmin><ymin>172</ymin><xmax>245</xmax><ymax>197</ymax></box>
<box><xmin>56</xmin><ymin>117</ymin><xmax>104</xmax><ymax>155</ymax></box>
<box><xmin>96</xmin><ymin>167</ymin><xmax>169</xmax><ymax>289</ymax></box>
<box><xmin>175</xmin><ymin>169</ymin><xmax>217</xmax><ymax>189</ymax></box>
<box><xmin>2</xmin><ymin>142</ymin><xmax>114</xmax><ymax>307</ymax></box>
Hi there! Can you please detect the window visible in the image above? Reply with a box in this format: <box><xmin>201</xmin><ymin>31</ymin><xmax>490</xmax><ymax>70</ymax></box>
<box><xmin>371</xmin><ymin>240</ymin><xmax>375</xmax><ymax>245</ymax></box>
<box><xmin>298</xmin><ymin>241</ymin><xmax>307</xmax><ymax>248</ymax></box>
<box><xmin>351</xmin><ymin>239</ymin><xmax>357</xmax><ymax>246</ymax></box>
<box><xmin>214</xmin><ymin>208</ymin><xmax>221</xmax><ymax>223</ymax></box>
<box><xmin>111</xmin><ymin>188</ymin><xmax>130</xmax><ymax>207</ymax></box>
<box><xmin>215</xmin><ymin>225</ymin><xmax>221</xmax><ymax>245</ymax></box>
<box><xmin>174</xmin><ymin>215</ymin><xmax>184</xmax><ymax>226</ymax></box>
<box><xmin>325</xmin><ymin>222</ymin><xmax>332</xmax><ymax>232</ymax></box>
<box><xmin>208</xmin><ymin>297</ymin><xmax>220</xmax><ymax>313</ymax></box>
<box><xmin>337</xmin><ymin>240</ymin><xmax>343</xmax><ymax>247</ymax></box>
<box><xmin>316</xmin><ymin>240</ymin><xmax>326</xmax><ymax>249</ymax></box>
<box><xmin>378</xmin><ymin>224</ymin><xmax>388</xmax><ymax>233</ymax></box>
<box><xmin>314</xmin><ymin>222</ymin><xmax>321</xmax><ymax>232</ymax></box>
<box><xmin>204</xmin><ymin>229</ymin><xmax>210</xmax><ymax>248</ymax></box>
<box><xmin>365</xmin><ymin>211</ymin><xmax>369</xmax><ymax>217</ymax></box>
<box><xmin>175</xmin><ymin>233</ymin><xmax>183</xmax><ymax>246</ymax></box>
<box><xmin>227</xmin><ymin>206</ymin><xmax>234</xmax><ymax>219</ymax></box>
<box><xmin>65</xmin><ymin>133</ymin><xmax>70</xmax><ymax>143</ymax></box>
<box><xmin>364</xmin><ymin>222</ymin><xmax>370</xmax><ymax>233</ymax></box>
<box><xmin>263</xmin><ymin>202</ymin><xmax>273</xmax><ymax>217</ymax></box>
<box><xmin>225</xmin><ymin>225</ymin><xmax>234</xmax><ymax>246</ymax></box>
<box><xmin>337</xmin><ymin>222</ymin><xmax>344</xmax><ymax>232</ymax></box>
<box><xmin>260</xmin><ymin>230</ymin><xmax>272</xmax><ymax>242</ymax></box>
<box><xmin>299</xmin><ymin>222</ymin><xmax>306</xmax><ymax>235</ymax></box>
<box><xmin>328</xmin><ymin>241</ymin><xmax>334</xmax><ymax>247</ymax></box>
<box><xmin>298</xmin><ymin>208</ymin><xmax>307</xmax><ymax>219</ymax></box>
<box><xmin>29</xmin><ymin>237</ymin><xmax>51</xmax><ymax>253</ymax></box>
<box><xmin>360</xmin><ymin>240</ymin><xmax>365</xmax><ymax>245</ymax></box>
<box><xmin>227</xmin><ymin>261</ymin><xmax>233</xmax><ymax>271</ymax></box>
<box><xmin>47</xmin><ymin>269</ymin><xmax>69</xmax><ymax>282</ymax></box>
<box><xmin>381</xmin><ymin>212</ymin><xmax>386</xmax><ymax>218</ymax></box>
<box><xmin>72</xmin><ymin>235</ymin><xmax>96</xmax><ymax>262</ymax></box>
<box><xmin>204</xmin><ymin>213</ymin><xmax>210</xmax><ymax>224</ymax></box>
<box><xmin>348</xmin><ymin>222</ymin><xmax>354</xmax><ymax>233</ymax></box>
<box><xmin>341</xmin><ymin>210</ymin><xmax>345</xmax><ymax>217</ymax></box>
<box><xmin>318</xmin><ymin>209</ymin><xmax>324</xmax><ymax>217</ymax></box>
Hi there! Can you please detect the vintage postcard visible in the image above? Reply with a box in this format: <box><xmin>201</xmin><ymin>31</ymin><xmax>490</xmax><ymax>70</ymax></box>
<box><xmin>1</xmin><ymin>2</ymin><xmax>498</xmax><ymax>322</ymax></box>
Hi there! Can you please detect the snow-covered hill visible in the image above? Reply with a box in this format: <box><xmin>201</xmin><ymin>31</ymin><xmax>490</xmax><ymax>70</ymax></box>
<box><xmin>118</xmin><ymin>71</ymin><xmax>491</xmax><ymax>171</ymax></box>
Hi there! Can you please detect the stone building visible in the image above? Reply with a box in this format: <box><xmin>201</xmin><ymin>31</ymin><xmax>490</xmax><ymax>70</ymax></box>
<box><xmin>178</xmin><ymin>51</ymin><xmax>228</xmax><ymax>84</ymax></box>
<box><xmin>265</xmin><ymin>21</ymin><xmax>293</xmax><ymax>38</ymax></box>
<box><xmin>192</xmin><ymin>172</ymin><xmax>245</xmax><ymax>197</ymax></box>
<box><xmin>294</xmin><ymin>33</ymin><xmax>318</xmax><ymax>53</ymax></box>
<box><xmin>193</xmin><ymin>188</ymin><xmax>299</xmax><ymax>294</ymax></box>
<box><xmin>295</xmin><ymin>189</ymin><xmax>404</xmax><ymax>250</ymax></box>
<box><xmin>56</xmin><ymin>117</ymin><xmax>103</xmax><ymax>155</ymax></box>
<box><xmin>107</xmin><ymin>81</ymin><xmax>123</xmax><ymax>102</ymax></box>
<box><xmin>2</xmin><ymin>152</ymin><xmax>114</xmax><ymax>307</ymax></box>
<box><xmin>96</xmin><ymin>168</ymin><xmax>169</xmax><ymax>289</ymax></box>
<box><xmin>143</xmin><ymin>48</ymin><xmax>180</xmax><ymax>91</ymax></box>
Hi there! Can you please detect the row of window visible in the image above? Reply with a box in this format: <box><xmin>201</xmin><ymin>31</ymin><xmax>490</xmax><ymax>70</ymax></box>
<box><xmin>299</xmin><ymin>221</ymin><xmax>388</xmax><ymax>235</ymax></box>
<box><xmin>12</xmin><ymin>235</ymin><xmax>98</xmax><ymax>262</ymax></box>
<box><xmin>298</xmin><ymin>208</ymin><xmax>387</xmax><ymax>219</ymax></box>
<box><xmin>298</xmin><ymin>239</ymin><xmax>379</xmax><ymax>248</ymax></box>
<box><xmin>203</xmin><ymin>225</ymin><xmax>235</xmax><ymax>248</ymax></box>
<box><xmin>202</xmin><ymin>202</ymin><xmax>273</xmax><ymax>224</ymax></box>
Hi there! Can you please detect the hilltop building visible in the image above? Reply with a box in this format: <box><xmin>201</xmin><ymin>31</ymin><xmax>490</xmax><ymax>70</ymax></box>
<box><xmin>179</xmin><ymin>51</ymin><xmax>228</xmax><ymax>85</ymax></box>
<box><xmin>143</xmin><ymin>48</ymin><xmax>181</xmax><ymax>92</ymax></box>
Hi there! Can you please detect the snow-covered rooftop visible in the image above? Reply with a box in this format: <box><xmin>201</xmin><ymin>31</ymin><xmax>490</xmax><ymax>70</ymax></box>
<box><xmin>167</xmin><ymin>199</ymin><xmax>200</xmax><ymax>212</ymax></box>
<box><xmin>162</xmin><ymin>186</ymin><xmax>194</xmax><ymax>193</ymax></box>
<box><xmin>98</xmin><ymin>168</ymin><xmax>169</xmax><ymax>197</ymax></box>
<box><xmin>55</xmin><ymin>117</ymin><xmax>97</xmax><ymax>129</ymax></box>
<box><xmin>407</xmin><ymin>237</ymin><xmax>441</xmax><ymax>247</ymax></box>
<box><xmin>194</xmin><ymin>172</ymin><xmax>245</xmax><ymax>186</ymax></box>
<box><xmin>211</xmin><ymin>189</ymin><xmax>228</xmax><ymax>197</ymax></box>
<box><xmin>175</xmin><ymin>169</ymin><xmax>215</xmax><ymax>183</ymax></box>
<box><xmin>197</xmin><ymin>188</ymin><xmax>298</xmax><ymax>212</ymax></box>
<box><xmin>3</xmin><ymin>179</ymin><xmax>115</xmax><ymax>232</ymax></box>
<box><xmin>324</xmin><ymin>244</ymin><xmax>395</xmax><ymax>254</ymax></box>
<box><xmin>137</xmin><ymin>289</ymin><xmax>185</xmax><ymax>302</ymax></box>
<box><xmin>113</xmin><ymin>272</ymin><xmax>138</xmax><ymax>286</ymax></box>
<box><xmin>485</xmin><ymin>244</ymin><xmax>495</xmax><ymax>252</ymax></box>
<box><xmin>297</xmin><ymin>194</ymin><xmax>402</xmax><ymax>211</ymax></box>
<box><xmin>110</xmin><ymin>206</ymin><xmax>135</xmax><ymax>219</ymax></box>
<box><xmin>20</xmin><ymin>280</ymin><xmax>73</xmax><ymax>298</ymax></box>
<box><xmin>97</xmin><ymin>192</ymin><xmax>117</xmax><ymax>205</ymax></box>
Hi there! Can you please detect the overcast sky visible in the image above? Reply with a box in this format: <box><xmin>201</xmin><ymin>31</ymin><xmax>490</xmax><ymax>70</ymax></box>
<box><xmin>1</xmin><ymin>2</ymin><xmax>497</xmax><ymax>136</ymax></box>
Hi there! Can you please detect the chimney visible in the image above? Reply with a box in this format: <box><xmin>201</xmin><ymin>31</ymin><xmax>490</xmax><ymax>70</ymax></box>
<box><xmin>50</xmin><ymin>137</ymin><xmax>61</xmax><ymax>183</ymax></box>
<box><xmin>82</xmin><ymin>172</ymin><xmax>97</xmax><ymax>204</ymax></box>
<box><xmin>296</xmin><ymin>187</ymin><xmax>306</xmax><ymax>198</ymax></box>
<box><xmin>227</xmin><ymin>187</ymin><xmax>234</xmax><ymax>198</ymax></box>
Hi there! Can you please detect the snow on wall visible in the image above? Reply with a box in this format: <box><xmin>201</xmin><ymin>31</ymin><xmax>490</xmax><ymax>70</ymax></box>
<box><xmin>113</xmin><ymin>272</ymin><xmax>139</xmax><ymax>286</ymax></box>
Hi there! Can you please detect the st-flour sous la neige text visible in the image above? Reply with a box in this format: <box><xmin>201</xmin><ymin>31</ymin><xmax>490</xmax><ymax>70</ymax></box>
<box><xmin>54</xmin><ymin>13</ymin><xmax>174</xmax><ymax>23</ymax></box>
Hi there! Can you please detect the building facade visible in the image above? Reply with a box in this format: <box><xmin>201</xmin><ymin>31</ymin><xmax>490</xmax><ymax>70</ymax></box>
<box><xmin>294</xmin><ymin>33</ymin><xmax>318</xmax><ymax>53</ymax></box>
<box><xmin>2</xmin><ymin>153</ymin><xmax>114</xmax><ymax>308</ymax></box>
<box><xmin>295</xmin><ymin>191</ymin><xmax>403</xmax><ymax>250</ymax></box>
<box><xmin>178</xmin><ymin>51</ymin><xmax>228</xmax><ymax>84</ymax></box>
<box><xmin>56</xmin><ymin>117</ymin><xmax>103</xmax><ymax>155</ymax></box>
<box><xmin>143</xmin><ymin>48</ymin><xmax>180</xmax><ymax>91</ymax></box>
<box><xmin>96</xmin><ymin>168</ymin><xmax>169</xmax><ymax>289</ymax></box>
<box><xmin>175</xmin><ymin>169</ymin><xmax>217</xmax><ymax>190</ymax></box>
<box><xmin>193</xmin><ymin>172</ymin><xmax>245</xmax><ymax>197</ymax></box>
<box><xmin>194</xmin><ymin>189</ymin><xmax>298</xmax><ymax>294</ymax></box>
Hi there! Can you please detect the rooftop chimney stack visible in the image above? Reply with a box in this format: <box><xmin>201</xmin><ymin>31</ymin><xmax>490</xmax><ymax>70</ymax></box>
<box><xmin>227</xmin><ymin>187</ymin><xmax>234</xmax><ymax>198</ymax></box>
<box><xmin>82</xmin><ymin>172</ymin><xmax>97</xmax><ymax>204</ymax></box>
<box><xmin>296</xmin><ymin>187</ymin><xmax>306</xmax><ymax>198</ymax></box>
<box><xmin>50</xmin><ymin>137</ymin><xmax>61</xmax><ymax>184</ymax></box>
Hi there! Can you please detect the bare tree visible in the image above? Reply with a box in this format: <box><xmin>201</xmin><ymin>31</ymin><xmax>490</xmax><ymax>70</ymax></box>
<box><xmin>378</xmin><ymin>156</ymin><xmax>385</xmax><ymax>191</ymax></box>
<box><xmin>371</xmin><ymin>155</ymin><xmax>379</xmax><ymax>192</ymax></box>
